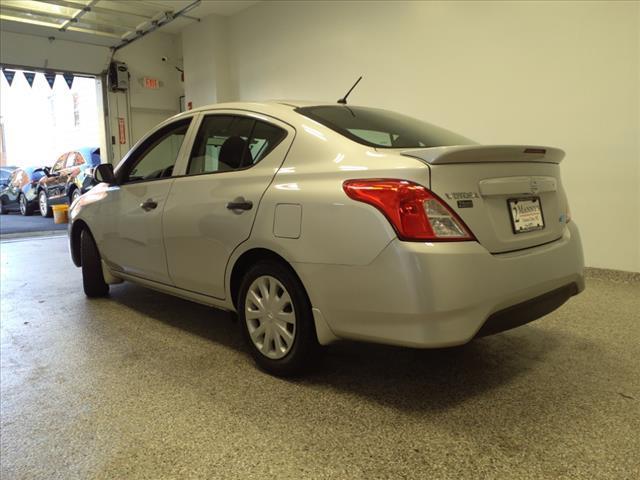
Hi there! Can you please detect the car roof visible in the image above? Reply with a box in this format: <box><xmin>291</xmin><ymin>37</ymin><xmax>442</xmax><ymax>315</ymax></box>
<box><xmin>76</xmin><ymin>147</ymin><xmax>99</xmax><ymax>155</ymax></box>
<box><xmin>171</xmin><ymin>100</ymin><xmax>348</xmax><ymax>118</ymax></box>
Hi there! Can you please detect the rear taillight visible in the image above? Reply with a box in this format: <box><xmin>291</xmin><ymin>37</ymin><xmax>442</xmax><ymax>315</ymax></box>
<box><xmin>343</xmin><ymin>179</ymin><xmax>475</xmax><ymax>241</ymax></box>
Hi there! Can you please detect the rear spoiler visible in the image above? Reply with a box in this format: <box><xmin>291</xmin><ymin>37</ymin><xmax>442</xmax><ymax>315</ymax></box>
<box><xmin>401</xmin><ymin>145</ymin><xmax>565</xmax><ymax>165</ymax></box>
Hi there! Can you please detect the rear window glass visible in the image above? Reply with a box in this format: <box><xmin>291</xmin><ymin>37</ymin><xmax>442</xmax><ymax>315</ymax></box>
<box><xmin>296</xmin><ymin>106</ymin><xmax>474</xmax><ymax>148</ymax></box>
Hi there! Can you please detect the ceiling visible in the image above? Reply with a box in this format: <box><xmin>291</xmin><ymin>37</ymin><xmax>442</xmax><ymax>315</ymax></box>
<box><xmin>0</xmin><ymin>0</ymin><xmax>258</xmax><ymax>48</ymax></box>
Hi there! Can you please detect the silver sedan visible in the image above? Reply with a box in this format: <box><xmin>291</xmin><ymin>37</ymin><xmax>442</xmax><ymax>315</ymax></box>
<box><xmin>68</xmin><ymin>101</ymin><xmax>585</xmax><ymax>376</ymax></box>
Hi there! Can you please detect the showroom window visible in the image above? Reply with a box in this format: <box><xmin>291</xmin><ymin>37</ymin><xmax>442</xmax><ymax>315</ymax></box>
<box><xmin>120</xmin><ymin>119</ymin><xmax>191</xmax><ymax>183</ymax></box>
<box><xmin>187</xmin><ymin>115</ymin><xmax>286</xmax><ymax>175</ymax></box>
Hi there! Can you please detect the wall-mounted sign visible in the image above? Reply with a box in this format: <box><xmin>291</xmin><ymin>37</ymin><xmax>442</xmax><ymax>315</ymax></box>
<box><xmin>118</xmin><ymin>117</ymin><xmax>126</xmax><ymax>145</ymax></box>
<box><xmin>142</xmin><ymin>77</ymin><xmax>160</xmax><ymax>89</ymax></box>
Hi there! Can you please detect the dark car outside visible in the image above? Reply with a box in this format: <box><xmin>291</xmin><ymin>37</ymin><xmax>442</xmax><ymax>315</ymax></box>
<box><xmin>37</xmin><ymin>147</ymin><xmax>101</xmax><ymax>217</ymax></box>
<box><xmin>1</xmin><ymin>166</ymin><xmax>18</xmax><ymax>186</ymax></box>
<box><xmin>0</xmin><ymin>167</ymin><xmax>47</xmax><ymax>216</ymax></box>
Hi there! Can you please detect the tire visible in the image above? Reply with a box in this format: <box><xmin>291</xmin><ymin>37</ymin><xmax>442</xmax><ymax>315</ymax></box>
<box><xmin>71</xmin><ymin>189</ymin><xmax>81</xmax><ymax>203</ymax></box>
<box><xmin>39</xmin><ymin>190</ymin><xmax>52</xmax><ymax>217</ymax></box>
<box><xmin>80</xmin><ymin>229</ymin><xmax>109</xmax><ymax>297</ymax></box>
<box><xmin>19</xmin><ymin>194</ymin><xmax>34</xmax><ymax>216</ymax></box>
<box><xmin>0</xmin><ymin>199</ymin><xmax>7</xmax><ymax>215</ymax></box>
<box><xmin>238</xmin><ymin>260</ymin><xmax>320</xmax><ymax>377</ymax></box>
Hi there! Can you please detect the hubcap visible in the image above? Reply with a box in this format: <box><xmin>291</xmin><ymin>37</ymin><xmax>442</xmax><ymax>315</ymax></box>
<box><xmin>244</xmin><ymin>275</ymin><xmax>296</xmax><ymax>360</ymax></box>
<box><xmin>20</xmin><ymin>196</ymin><xmax>26</xmax><ymax>214</ymax></box>
<box><xmin>73</xmin><ymin>190</ymin><xmax>80</xmax><ymax>202</ymax></box>
<box><xmin>39</xmin><ymin>192</ymin><xmax>47</xmax><ymax>216</ymax></box>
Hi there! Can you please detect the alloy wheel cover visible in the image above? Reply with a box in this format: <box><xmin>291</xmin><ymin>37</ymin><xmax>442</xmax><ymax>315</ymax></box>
<box><xmin>39</xmin><ymin>192</ymin><xmax>47</xmax><ymax>216</ymax></box>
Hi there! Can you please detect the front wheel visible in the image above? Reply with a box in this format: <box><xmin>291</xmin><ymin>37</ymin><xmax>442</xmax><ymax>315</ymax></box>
<box><xmin>39</xmin><ymin>190</ymin><xmax>52</xmax><ymax>217</ymax></box>
<box><xmin>238</xmin><ymin>261</ymin><xmax>320</xmax><ymax>377</ymax></box>
<box><xmin>19</xmin><ymin>194</ymin><xmax>34</xmax><ymax>216</ymax></box>
<box><xmin>80</xmin><ymin>229</ymin><xmax>109</xmax><ymax>297</ymax></box>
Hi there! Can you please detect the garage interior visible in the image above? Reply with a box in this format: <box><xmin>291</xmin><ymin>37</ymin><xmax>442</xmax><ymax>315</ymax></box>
<box><xmin>1</xmin><ymin>1</ymin><xmax>639</xmax><ymax>479</ymax></box>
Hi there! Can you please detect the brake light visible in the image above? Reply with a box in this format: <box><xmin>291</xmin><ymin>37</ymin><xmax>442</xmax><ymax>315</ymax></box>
<box><xmin>343</xmin><ymin>179</ymin><xmax>475</xmax><ymax>241</ymax></box>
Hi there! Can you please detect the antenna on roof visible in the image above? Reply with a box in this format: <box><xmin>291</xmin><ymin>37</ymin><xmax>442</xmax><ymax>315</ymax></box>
<box><xmin>337</xmin><ymin>76</ymin><xmax>363</xmax><ymax>105</ymax></box>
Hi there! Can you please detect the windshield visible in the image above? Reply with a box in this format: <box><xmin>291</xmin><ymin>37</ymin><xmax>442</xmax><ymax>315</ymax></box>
<box><xmin>296</xmin><ymin>105</ymin><xmax>474</xmax><ymax>148</ymax></box>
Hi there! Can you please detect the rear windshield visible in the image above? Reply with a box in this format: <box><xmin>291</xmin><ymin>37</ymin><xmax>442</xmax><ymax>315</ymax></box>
<box><xmin>296</xmin><ymin>105</ymin><xmax>474</xmax><ymax>148</ymax></box>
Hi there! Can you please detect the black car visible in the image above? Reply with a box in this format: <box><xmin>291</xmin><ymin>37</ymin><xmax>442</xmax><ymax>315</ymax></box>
<box><xmin>1</xmin><ymin>166</ymin><xmax>18</xmax><ymax>186</ymax></box>
<box><xmin>0</xmin><ymin>167</ymin><xmax>47</xmax><ymax>216</ymax></box>
<box><xmin>37</xmin><ymin>147</ymin><xmax>101</xmax><ymax>217</ymax></box>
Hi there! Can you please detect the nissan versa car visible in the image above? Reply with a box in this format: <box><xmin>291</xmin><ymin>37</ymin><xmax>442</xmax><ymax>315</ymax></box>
<box><xmin>68</xmin><ymin>102</ymin><xmax>585</xmax><ymax>376</ymax></box>
<box><xmin>38</xmin><ymin>147</ymin><xmax>101</xmax><ymax>217</ymax></box>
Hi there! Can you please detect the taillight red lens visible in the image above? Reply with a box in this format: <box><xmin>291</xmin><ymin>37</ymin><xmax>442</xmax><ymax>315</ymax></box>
<box><xmin>343</xmin><ymin>179</ymin><xmax>475</xmax><ymax>241</ymax></box>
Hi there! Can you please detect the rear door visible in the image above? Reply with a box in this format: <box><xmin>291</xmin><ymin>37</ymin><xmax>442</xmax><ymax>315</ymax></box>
<box><xmin>163</xmin><ymin>112</ymin><xmax>294</xmax><ymax>299</ymax></box>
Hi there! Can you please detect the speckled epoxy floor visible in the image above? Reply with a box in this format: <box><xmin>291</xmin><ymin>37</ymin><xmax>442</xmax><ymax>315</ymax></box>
<box><xmin>1</xmin><ymin>236</ymin><xmax>639</xmax><ymax>479</ymax></box>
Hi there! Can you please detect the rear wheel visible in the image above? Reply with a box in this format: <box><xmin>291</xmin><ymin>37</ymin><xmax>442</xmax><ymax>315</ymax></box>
<box><xmin>0</xmin><ymin>199</ymin><xmax>7</xmax><ymax>215</ymax></box>
<box><xmin>238</xmin><ymin>261</ymin><xmax>320</xmax><ymax>376</ymax></box>
<box><xmin>19</xmin><ymin>194</ymin><xmax>34</xmax><ymax>216</ymax></box>
<box><xmin>71</xmin><ymin>188</ymin><xmax>81</xmax><ymax>203</ymax></box>
<box><xmin>39</xmin><ymin>190</ymin><xmax>52</xmax><ymax>217</ymax></box>
<box><xmin>80</xmin><ymin>229</ymin><xmax>109</xmax><ymax>297</ymax></box>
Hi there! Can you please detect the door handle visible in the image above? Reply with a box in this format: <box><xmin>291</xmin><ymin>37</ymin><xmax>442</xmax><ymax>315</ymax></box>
<box><xmin>226</xmin><ymin>199</ymin><xmax>253</xmax><ymax>211</ymax></box>
<box><xmin>140</xmin><ymin>199</ymin><xmax>158</xmax><ymax>211</ymax></box>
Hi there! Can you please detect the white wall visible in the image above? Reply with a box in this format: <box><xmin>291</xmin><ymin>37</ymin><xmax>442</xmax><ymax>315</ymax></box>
<box><xmin>113</xmin><ymin>32</ymin><xmax>184</xmax><ymax>115</ymax></box>
<box><xmin>182</xmin><ymin>0</ymin><xmax>639</xmax><ymax>272</ymax></box>
<box><xmin>182</xmin><ymin>14</ymin><xmax>232</xmax><ymax>107</ymax></box>
<box><xmin>104</xmin><ymin>32</ymin><xmax>185</xmax><ymax>163</ymax></box>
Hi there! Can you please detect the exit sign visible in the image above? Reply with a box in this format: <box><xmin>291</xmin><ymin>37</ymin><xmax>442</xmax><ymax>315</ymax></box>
<box><xmin>142</xmin><ymin>77</ymin><xmax>160</xmax><ymax>89</ymax></box>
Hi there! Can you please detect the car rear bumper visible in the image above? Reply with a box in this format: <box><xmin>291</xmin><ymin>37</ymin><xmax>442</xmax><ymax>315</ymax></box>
<box><xmin>294</xmin><ymin>222</ymin><xmax>585</xmax><ymax>347</ymax></box>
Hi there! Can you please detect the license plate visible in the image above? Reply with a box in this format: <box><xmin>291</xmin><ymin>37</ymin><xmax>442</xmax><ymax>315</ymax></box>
<box><xmin>508</xmin><ymin>197</ymin><xmax>545</xmax><ymax>234</ymax></box>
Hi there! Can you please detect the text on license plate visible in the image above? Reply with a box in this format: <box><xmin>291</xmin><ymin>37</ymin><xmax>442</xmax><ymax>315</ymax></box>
<box><xmin>508</xmin><ymin>197</ymin><xmax>545</xmax><ymax>234</ymax></box>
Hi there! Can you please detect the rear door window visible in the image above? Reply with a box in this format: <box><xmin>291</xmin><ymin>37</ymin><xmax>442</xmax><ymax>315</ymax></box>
<box><xmin>65</xmin><ymin>153</ymin><xmax>78</xmax><ymax>168</ymax></box>
<box><xmin>187</xmin><ymin>116</ymin><xmax>286</xmax><ymax>175</ymax></box>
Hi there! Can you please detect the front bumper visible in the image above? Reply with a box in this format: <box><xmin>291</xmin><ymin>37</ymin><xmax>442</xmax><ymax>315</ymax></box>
<box><xmin>295</xmin><ymin>222</ymin><xmax>585</xmax><ymax>347</ymax></box>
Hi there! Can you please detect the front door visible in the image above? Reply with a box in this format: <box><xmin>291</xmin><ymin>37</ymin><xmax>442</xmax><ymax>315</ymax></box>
<box><xmin>163</xmin><ymin>113</ymin><xmax>293</xmax><ymax>298</ymax></box>
<box><xmin>97</xmin><ymin>118</ymin><xmax>193</xmax><ymax>284</ymax></box>
<box><xmin>43</xmin><ymin>154</ymin><xmax>68</xmax><ymax>203</ymax></box>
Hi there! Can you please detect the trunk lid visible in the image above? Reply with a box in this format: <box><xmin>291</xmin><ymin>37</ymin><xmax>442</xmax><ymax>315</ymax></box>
<box><xmin>402</xmin><ymin>145</ymin><xmax>570</xmax><ymax>253</ymax></box>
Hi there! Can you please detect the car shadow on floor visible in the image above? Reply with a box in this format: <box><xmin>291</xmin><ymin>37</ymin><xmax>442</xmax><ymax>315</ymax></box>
<box><xmin>107</xmin><ymin>282</ymin><xmax>565</xmax><ymax>414</ymax></box>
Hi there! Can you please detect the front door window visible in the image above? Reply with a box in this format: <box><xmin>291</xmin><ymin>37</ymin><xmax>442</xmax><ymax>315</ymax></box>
<box><xmin>120</xmin><ymin>119</ymin><xmax>191</xmax><ymax>184</ymax></box>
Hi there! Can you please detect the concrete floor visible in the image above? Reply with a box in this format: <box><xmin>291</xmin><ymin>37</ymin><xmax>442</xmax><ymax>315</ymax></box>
<box><xmin>1</xmin><ymin>237</ymin><xmax>638</xmax><ymax>480</ymax></box>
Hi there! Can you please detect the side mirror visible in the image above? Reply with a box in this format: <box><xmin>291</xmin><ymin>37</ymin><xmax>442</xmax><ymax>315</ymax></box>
<box><xmin>94</xmin><ymin>163</ymin><xmax>117</xmax><ymax>185</ymax></box>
